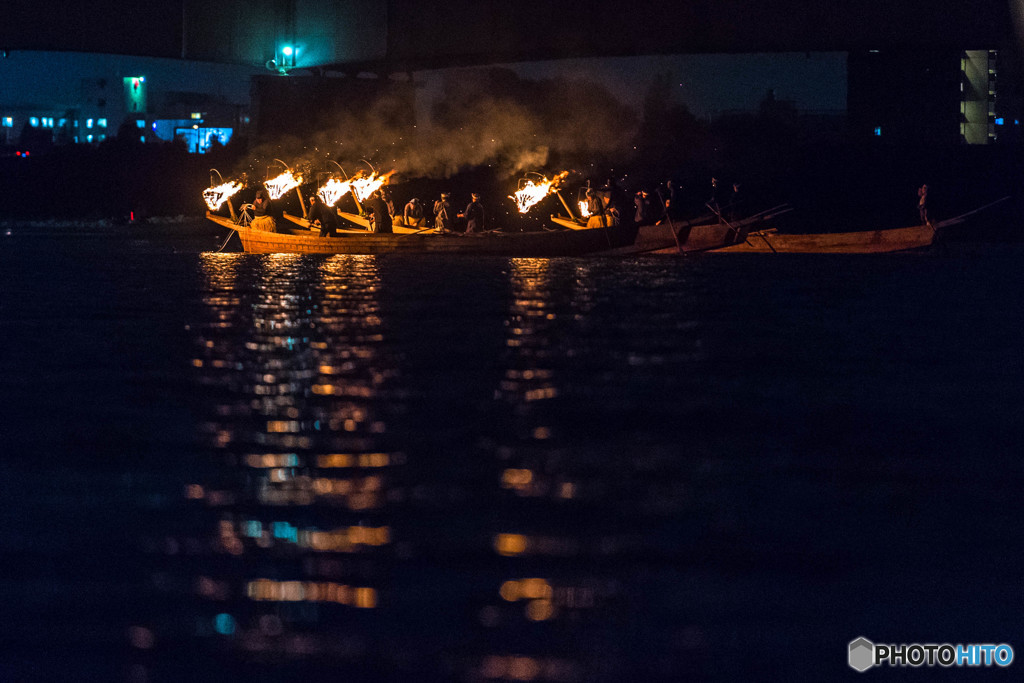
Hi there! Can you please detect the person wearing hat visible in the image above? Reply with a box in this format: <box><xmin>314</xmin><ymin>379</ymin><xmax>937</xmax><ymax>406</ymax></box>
<box><xmin>403</xmin><ymin>197</ymin><xmax>425</xmax><ymax>227</ymax></box>
<box><xmin>433</xmin><ymin>192</ymin><xmax>453</xmax><ymax>232</ymax></box>
<box><xmin>460</xmin><ymin>192</ymin><xmax>486</xmax><ymax>234</ymax></box>
<box><xmin>251</xmin><ymin>188</ymin><xmax>276</xmax><ymax>232</ymax></box>
<box><xmin>307</xmin><ymin>194</ymin><xmax>339</xmax><ymax>237</ymax></box>
<box><xmin>364</xmin><ymin>189</ymin><xmax>393</xmax><ymax>234</ymax></box>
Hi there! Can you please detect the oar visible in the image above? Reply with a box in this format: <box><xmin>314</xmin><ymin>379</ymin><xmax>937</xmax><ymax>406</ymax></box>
<box><xmin>215</xmin><ymin>230</ymin><xmax>237</xmax><ymax>252</ymax></box>
<box><xmin>404</xmin><ymin>225</ymin><xmax>437</xmax><ymax>236</ymax></box>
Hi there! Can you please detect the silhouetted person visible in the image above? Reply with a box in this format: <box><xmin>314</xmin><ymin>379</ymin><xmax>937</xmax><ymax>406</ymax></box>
<box><xmin>251</xmin><ymin>189</ymin><xmax>276</xmax><ymax>232</ymax></box>
<box><xmin>365</xmin><ymin>190</ymin><xmax>393</xmax><ymax>234</ymax></box>
<box><xmin>634</xmin><ymin>188</ymin><xmax>660</xmax><ymax>226</ymax></box>
<box><xmin>918</xmin><ymin>184</ymin><xmax>930</xmax><ymax>225</ymax></box>
<box><xmin>461</xmin><ymin>192</ymin><xmax>486</xmax><ymax>233</ymax></box>
<box><xmin>604</xmin><ymin>178</ymin><xmax>632</xmax><ymax>227</ymax></box>
<box><xmin>403</xmin><ymin>197</ymin><xmax>424</xmax><ymax>227</ymax></box>
<box><xmin>585</xmin><ymin>188</ymin><xmax>607</xmax><ymax>225</ymax></box>
<box><xmin>664</xmin><ymin>180</ymin><xmax>678</xmax><ymax>219</ymax></box>
<box><xmin>434</xmin><ymin>192</ymin><xmax>453</xmax><ymax>231</ymax></box>
<box><xmin>728</xmin><ymin>183</ymin><xmax>741</xmax><ymax>221</ymax></box>
<box><xmin>307</xmin><ymin>194</ymin><xmax>339</xmax><ymax>237</ymax></box>
<box><xmin>381</xmin><ymin>186</ymin><xmax>396</xmax><ymax>217</ymax></box>
<box><xmin>708</xmin><ymin>177</ymin><xmax>721</xmax><ymax>214</ymax></box>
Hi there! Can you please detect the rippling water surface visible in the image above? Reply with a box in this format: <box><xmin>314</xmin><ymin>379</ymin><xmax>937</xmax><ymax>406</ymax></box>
<box><xmin>2</xmin><ymin>221</ymin><xmax>1023</xmax><ymax>681</ymax></box>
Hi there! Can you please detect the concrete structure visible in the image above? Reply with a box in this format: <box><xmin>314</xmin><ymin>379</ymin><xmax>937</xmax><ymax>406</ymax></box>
<box><xmin>0</xmin><ymin>51</ymin><xmax>262</xmax><ymax>153</ymax></box>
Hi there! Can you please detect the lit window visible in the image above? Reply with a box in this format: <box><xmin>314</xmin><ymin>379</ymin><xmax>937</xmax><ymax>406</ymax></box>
<box><xmin>995</xmin><ymin>117</ymin><xmax>1004</xmax><ymax>125</ymax></box>
<box><xmin>139</xmin><ymin>135</ymin><xmax>146</xmax><ymax>143</ymax></box>
<box><xmin>86</xmin><ymin>134</ymin><xmax>94</xmax><ymax>143</ymax></box>
<box><xmin>2</xmin><ymin>117</ymin><xmax>11</xmax><ymax>127</ymax></box>
<box><xmin>873</xmin><ymin>126</ymin><xmax>882</xmax><ymax>136</ymax></box>
<box><xmin>98</xmin><ymin>134</ymin><xmax>106</xmax><ymax>141</ymax></box>
<box><xmin>98</xmin><ymin>118</ymin><xmax>107</xmax><ymax>128</ymax></box>
<box><xmin>29</xmin><ymin>117</ymin><xmax>39</xmax><ymax>127</ymax></box>
<box><xmin>58</xmin><ymin>118</ymin><xmax>66</xmax><ymax>127</ymax></box>
<box><xmin>191</xmin><ymin>112</ymin><xmax>202</xmax><ymax>120</ymax></box>
<box><xmin>136</xmin><ymin>119</ymin><xmax>145</xmax><ymax>129</ymax></box>
<box><xmin>86</xmin><ymin>118</ymin><xmax>94</xmax><ymax>129</ymax></box>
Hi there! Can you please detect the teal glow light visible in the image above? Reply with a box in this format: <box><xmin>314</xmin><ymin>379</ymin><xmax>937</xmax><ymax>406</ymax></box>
<box><xmin>214</xmin><ymin>613</ymin><xmax>236</xmax><ymax>635</ymax></box>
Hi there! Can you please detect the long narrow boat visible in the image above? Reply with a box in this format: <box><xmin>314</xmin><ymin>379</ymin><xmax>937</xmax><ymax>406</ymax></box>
<box><xmin>206</xmin><ymin>211</ymin><xmax>631</xmax><ymax>256</ymax></box>
<box><xmin>595</xmin><ymin>205</ymin><xmax>793</xmax><ymax>255</ymax></box>
<box><xmin>704</xmin><ymin>197</ymin><xmax>1010</xmax><ymax>254</ymax></box>
<box><xmin>282</xmin><ymin>211</ymin><xmax>432</xmax><ymax>235</ymax></box>
<box><xmin>707</xmin><ymin>223</ymin><xmax>938</xmax><ymax>254</ymax></box>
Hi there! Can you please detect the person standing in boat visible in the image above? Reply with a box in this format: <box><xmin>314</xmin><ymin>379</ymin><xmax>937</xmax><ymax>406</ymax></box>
<box><xmin>663</xmin><ymin>180</ymin><xmax>678</xmax><ymax>220</ymax></box>
<box><xmin>918</xmin><ymin>184</ymin><xmax>930</xmax><ymax>225</ymax></box>
<box><xmin>381</xmin><ymin>185</ymin><xmax>396</xmax><ymax>218</ymax></box>
<box><xmin>434</xmin><ymin>192</ymin><xmax>453</xmax><ymax>232</ymax></box>
<box><xmin>251</xmin><ymin>188</ymin><xmax>276</xmax><ymax>232</ymax></box>
<box><xmin>634</xmin><ymin>188</ymin><xmax>661</xmax><ymax>226</ymax></box>
<box><xmin>707</xmin><ymin>177</ymin><xmax>721</xmax><ymax>214</ymax></box>
<box><xmin>365</xmin><ymin>189</ymin><xmax>393</xmax><ymax>234</ymax></box>
<box><xmin>403</xmin><ymin>197</ymin><xmax>425</xmax><ymax>227</ymax></box>
<box><xmin>460</xmin><ymin>192</ymin><xmax>486</xmax><ymax>233</ymax></box>
<box><xmin>307</xmin><ymin>194</ymin><xmax>339</xmax><ymax>237</ymax></box>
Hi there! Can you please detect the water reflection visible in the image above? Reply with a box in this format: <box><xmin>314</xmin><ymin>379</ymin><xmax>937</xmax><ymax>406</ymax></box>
<box><xmin>136</xmin><ymin>253</ymin><xmax>404</xmax><ymax>680</ymax></box>
<box><xmin>142</xmin><ymin>255</ymin><xmax>705</xmax><ymax>682</ymax></box>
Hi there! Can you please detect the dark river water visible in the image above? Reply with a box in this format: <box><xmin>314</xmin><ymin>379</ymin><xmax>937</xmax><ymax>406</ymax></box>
<box><xmin>2</xmin><ymin>219</ymin><xmax>1023</xmax><ymax>682</ymax></box>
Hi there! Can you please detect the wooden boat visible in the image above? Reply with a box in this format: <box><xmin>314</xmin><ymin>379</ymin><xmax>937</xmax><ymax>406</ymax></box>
<box><xmin>596</xmin><ymin>205</ymin><xmax>793</xmax><ymax>255</ymax></box>
<box><xmin>549</xmin><ymin>213</ymin><xmax>618</xmax><ymax>231</ymax></box>
<box><xmin>704</xmin><ymin>197</ymin><xmax>1010</xmax><ymax>254</ymax></box>
<box><xmin>206</xmin><ymin>210</ymin><xmax>631</xmax><ymax>256</ymax></box>
<box><xmin>282</xmin><ymin>212</ymin><xmax>373</xmax><ymax>235</ymax></box>
<box><xmin>708</xmin><ymin>223</ymin><xmax>938</xmax><ymax>254</ymax></box>
<box><xmin>335</xmin><ymin>210</ymin><xmax>431</xmax><ymax>235</ymax></box>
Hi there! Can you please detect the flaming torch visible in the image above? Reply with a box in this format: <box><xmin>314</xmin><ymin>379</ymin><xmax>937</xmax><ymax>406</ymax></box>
<box><xmin>264</xmin><ymin>170</ymin><xmax>303</xmax><ymax>200</ymax></box>
<box><xmin>511</xmin><ymin>171</ymin><xmax>570</xmax><ymax>214</ymax></box>
<box><xmin>350</xmin><ymin>170</ymin><xmax>396</xmax><ymax>203</ymax></box>
<box><xmin>578</xmin><ymin>200</ymin><xmax>592</xmax><ymax>218</ymax></box>
<box><xmin>203</xmin><ymin>180</ymin><xmax>243</xmax><ymax>211</ymax></box>
<box><xmin>318</xmin><ymin>178</ymin><xmax>353</xmax><ymax>207</ymax></box>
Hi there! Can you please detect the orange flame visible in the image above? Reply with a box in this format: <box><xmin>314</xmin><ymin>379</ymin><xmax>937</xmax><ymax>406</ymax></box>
<box><xmin>203</xmin><ymin>180</ymin><xmax>243</xmax><ymax>210</ymax></box>
<box><xmin>264</xmin><ymin>171</ymin><xmax>303</xmax><ymax>200</ymax></box>
<box><xmin>511</xmin><ymin>172</ymin><xmax>570</xmax><ymax>214</ymax></box>
<box><xmin>318</xmin><ymin>178</ymin><xmax>353</xmax><ymax>207</ymax></box>
<box><xmin>350</xmin><ymin>170</ymin><xmax>396</xmax><ymax>203</ymax></box>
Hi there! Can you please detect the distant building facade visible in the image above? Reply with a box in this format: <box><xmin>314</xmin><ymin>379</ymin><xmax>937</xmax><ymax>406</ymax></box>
<box><xmin>848</xmin><ymin>47</ymin><xmax>1019</xmax><ymax>146</ymax></box>
<box><xmin>0</xmin><ymin>50</ymin><xmax>263</xmax><ymax>154</ymax></box>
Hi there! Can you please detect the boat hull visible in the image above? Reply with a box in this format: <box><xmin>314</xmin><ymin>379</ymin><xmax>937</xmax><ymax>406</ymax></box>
<box><xmin>207</xmin><ymin>212</ymin><xmax>629</xmax><ymax>256</ymax></box>
<box><xmin>709</xmin><ymin>224</ymin><xmax>936</xmax><ymax>253</ymax></box>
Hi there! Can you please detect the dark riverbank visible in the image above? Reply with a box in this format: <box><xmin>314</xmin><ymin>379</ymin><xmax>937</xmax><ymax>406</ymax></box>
<box><xmin>2</xmin><ymin>131</ymin><xmax>1020</xmax><ymax>240</ymax></box>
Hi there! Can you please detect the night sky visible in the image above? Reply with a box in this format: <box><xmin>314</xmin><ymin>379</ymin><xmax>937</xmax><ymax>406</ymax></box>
<box><xmin>1</xmin><ymin>1</ymin><xmax>1016</xmax><ymax>67</ymax></box>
